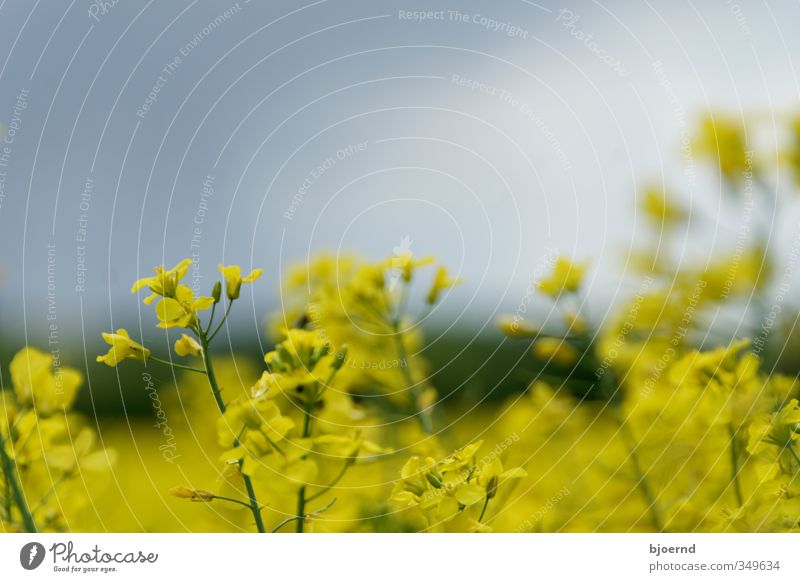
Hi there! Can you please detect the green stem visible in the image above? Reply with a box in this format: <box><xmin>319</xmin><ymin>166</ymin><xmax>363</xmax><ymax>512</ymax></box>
<box><xmin>198</xmin><ymin>332</ymin><xmax>266</xmax><ymax>533</ymax></box>
<box><xmin>273</xmin><ymin>497</ymin><xmax>336</xmax><ymax>533</ymax></box>
<box><xmin>214</xmin><ymin>495</ymin><xmax>257</xmax><ymax>510</ymax></box>
<box><xmin>306</xmin><ymin>459</ymin><xmax>353</xmax><ymax>503</ymax></box>
<box><xmin>0</xmin><ymin>429</ymin><xmax>37</xmax><ymax>532</ymax></box>
<box><xmin>391</xmin><ymin>320</ymin><xmax>432</xmax><ymax>433</ymax></box>
<box><xmin>146</xmin><ymin>355</ymin><xmax>206</xmax><ymax>375</ymax></box>
<box><xmin>296</xmin><ymin>401</ymin><xmax>313</xmax><ymax>533</ymax></box>
<box><xmin>204</xmin><ymin>301</ymin><xmax>218</xmax><ymax>336</ymax></box>
<box><xmin>199</xmin><ymin>337</ymin><xmax>228</xmax><ymax>414</ymax></box>
<box><xmin>3</xmin><ymin>456</ymin><xmax>11</xmax><ymax>520</ymax></box>
<box><xmin>208</xmin><ymin>300</ymin><xmax>234</xmax><ymax>342</ymax></box>
<box><xmin>728</xmin><ymin>423</ymin><xmax>744</xmax><ymax>507</ymax></box>
<box><xmin>580</xmin><ymin>316</ymin><xmax>662</xmax><ymax>530</ymax></box>
<box><xmin>478</xmin><ymin>496</ymin><xmax>490</xmax><ymax>523</ymax></box>
<box><xmin>617</xmin><ymin>417</ymin><xmax>663</xmax><ymax>531</ymax></box>
<box><xmin>787</xmin><ymin>443</ymin><xmax>800</xmax><ymax>471</ymax></box>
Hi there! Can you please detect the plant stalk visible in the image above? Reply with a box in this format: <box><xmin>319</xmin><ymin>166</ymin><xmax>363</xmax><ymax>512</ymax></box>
<box><xmin>0</xmin><ymin>430</ymin><xmax>37</xmax><ymax>532</ymax></box>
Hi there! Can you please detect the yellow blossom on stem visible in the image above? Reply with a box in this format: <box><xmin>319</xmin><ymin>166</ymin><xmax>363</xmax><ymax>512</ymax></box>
<box><xmin>218</xmin><ymin>264</ymin><xmax>264</xmax><ymax>300</ymax></box>
<box><xmin>426</xmin><ymin>266</ymin><xmax>462</xmax><ymax>304</ymax></box>
<box><xmin>641</xmin><ymin>186</ymin><xmax>686</xmax><ymax>228</ymax></box>
<box><xmin>696</xmin><ymin>114</ymin><xmax>750</xmax><ymax>180</ymax></box>
<box><xmin>131</xmin><ymin>258</ymin><xmax>192</xmax><ymax>304</ymax></box>
<box><xmin>386</xmin><ymin>250</ymin><xmax>434</xmax><ymax>282</ymax></box>
<box><xmin>155</xmin><ymin>285</ymin><xmax>214</xmax><ymax>329</ymax></box>
<box><xmin>11</xmin><ymin>347</ymin><xmax>82</xmax><ymax>416</ymax></box>
<box><xmin>537</xmin><ymin>256</ymin><xmax>588</xmax><ymax>298</ymax></box>
<box><xmin>96</xmin><ymin>329</ymin><xmax>150</xmax><ymax>367</ymax></box>
<box><xmin>532</xmin><ymin>338</ymin><xmax>580</xmax><ymax>367</ymax></box>
<box><xmin>174</xmin><ymin>334</ymin><xmax>202</xmax><ymax>357</ymax></box>
<box><xmin>497</xmin><ymin>316</ymin><xmax>540</xmax><ymax>338</ymax></box>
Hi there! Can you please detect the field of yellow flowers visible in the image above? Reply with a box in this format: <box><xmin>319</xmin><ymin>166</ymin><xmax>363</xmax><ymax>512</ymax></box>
<box><xmin>3</xmin><ymin>114</ymin><xmax>800</xmax><ymax>533</ymax></box>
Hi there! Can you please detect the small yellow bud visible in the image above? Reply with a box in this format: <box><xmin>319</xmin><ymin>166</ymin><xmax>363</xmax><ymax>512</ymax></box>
<box><xmin>168</xmin><ymin>485</ymin><xmax>215</xmax><ymax>502</ymax></box>
<box><xmin>218</xmin><ymin>264</ymin><xmax>264</xmax><ymax>301</ymax></box>
<box><xmin>498</xmin><ymin>316</ymin><xmax>540</xmax><ymax>338</ymax></box>
<box><xmin>427</xmin><ymin>266</ymin><xmax>462</xmax><ymax>304</ymax></box>
<box><xmin>532</xmin><ymin>338</ymin><xmax>580</xmax><ymax>367</ymax></box>
<box><xmin>563</xmin><ymin>310</ymin><xmax>588</xmax><ymax>335</ymax></box>
<box><xmin>331</xmin><ymin>346</ymin><xmax>349</xmax><ymax>371</ymax></box>
<box><xmin>537</xmin><ymin>256</ymin><xmax>588</xmax><ymax>298</ymax></box>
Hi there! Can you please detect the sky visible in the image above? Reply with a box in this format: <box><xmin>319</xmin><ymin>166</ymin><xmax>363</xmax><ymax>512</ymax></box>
<box><xmin>1</xmin><ymin>0</ymin><xmax>799</xmax><ymax>351</ymax></box>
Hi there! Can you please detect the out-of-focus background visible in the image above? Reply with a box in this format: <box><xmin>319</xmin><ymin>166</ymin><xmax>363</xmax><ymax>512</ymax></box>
<box><xmin>1</xmin><ymin>0</ymin><xmax>800</xmax><ymax>530</ymax></box>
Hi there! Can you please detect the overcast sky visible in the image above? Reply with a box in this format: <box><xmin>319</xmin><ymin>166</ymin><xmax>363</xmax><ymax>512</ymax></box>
<box><xmin>2</xmin><ymin>0</ymin><xmax>799</xmax><ymax>351</ymax></box>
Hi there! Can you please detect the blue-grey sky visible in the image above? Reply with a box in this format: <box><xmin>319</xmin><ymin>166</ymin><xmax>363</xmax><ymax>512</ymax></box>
<box><xmin>1</xmin><ymin>0</ymin><xmax>799</xmax><ymax>351</ymax></box>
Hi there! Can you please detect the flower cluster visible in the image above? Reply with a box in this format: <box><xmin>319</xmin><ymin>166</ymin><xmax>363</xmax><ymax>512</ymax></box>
<box><xmin>98</xmin><ymin>259</ymin><xmax>269</xmax><ymax>531</ymax></box>
<box><xmin>391</xmin><ymin>441</ymin><xmax>526</xmax><ymax>532</ymax></box>
<box><xmin>1</xmin><ymin>348</ymin><xmax>113</xmax><ymax>532</ymax></box>
<box><xmin>276</xmin><ymin>252</ymin><xmax>460</xmax><ymax>432</ymax></box>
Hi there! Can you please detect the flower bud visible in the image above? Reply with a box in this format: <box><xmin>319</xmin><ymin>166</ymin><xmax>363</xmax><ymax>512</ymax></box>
<box><xmin>426</xmin><ymin>472</ymin><xmax>443</xmax><ymax>489</ymax></box>
<box><xmin>498</xmin><ymin>316</ymin><xmax>540</xmax><ymax>338</ymax></box>
<box><xmin>212</xmin><ymin>281</ymin><xmax>222</xmax><ymax>304</ymax></box>
<box><xmin>169</xmin><ymin>485</ymin><xmax>215</xmax><ymax>502</ymax></box>
<box><xmin>331</xmin><ymin>346</ymin><xmax>349</xmax><ymax>371</ymax></box>
<box><xmin>532</xmin><ymin>338</ymin><xmax>579</xmax><ymax>367</ymax></box>
<box><xmin>486</xmin><ymin>476</ymin><xmax>499</xmax><ymax>500</ymax></box>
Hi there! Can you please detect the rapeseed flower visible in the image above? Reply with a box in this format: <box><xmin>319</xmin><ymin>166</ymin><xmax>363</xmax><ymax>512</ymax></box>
<box><xmin>96</xmin><ymin>329</ymin><xmax>150</xmax><ymax>367</ymax></box>
<box><xmin>218</xmin><ymin>264</ymin><xmax>263</xmax><ymax>300</ymax></box>
<box><xmin>537</xmin><ymin>256</ymin><xmax>587</xmax><ymax>298</ymax></box>
<box><xmin>131</xmin><ymin>258</ymin><xmax>192</xmax><ymax>304</ymax></box>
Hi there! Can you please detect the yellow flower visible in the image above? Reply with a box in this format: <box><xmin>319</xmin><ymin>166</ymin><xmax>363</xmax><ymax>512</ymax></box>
<box><xmin>477</xmin><ymin>457</ymin><xmax>527</xmax><ymax>499</ymax></box>
<box><xmin>497</xmin><ymin>316</ymin><xmax>540</xmax><ymax>338</ymax></box>
<box><xmin>10</xmin><ymin>347</ymin><xmax>82</xmax><ymax>416</ymax></box>
<box><xmin>45</xmin><ymin>428</ymin><xmax>115</xmax><ymax>473</ymax></box>
<box><xmin>174</xmin><ymin>334</ymin><xmax>202</xmax><ymax>357</ymax></box>
<box><xmin>218</xmin><ymin>264</ymin><xmax>263</xmax><ymax>300</ymax></box>
<box><xmin>168</xmin><ymin>485</ymin><xmax>216</xmax><ymax>502</ymax></box>
<box><xmin>426</xmin><ymin>266</ymin><xmax>462</xmax><ymax>304</ymax></box>
<box><xmin>748</xmin><ymin>399</ymin><xmax>800</xmax><ymax>455</ymax></box>
<box><xmin>263</xmin><ymin>329</ymin><xmax>333</xmax><ymax>387</ymax></box>
<box><xmin>532</xmin><ymin>338</ymin><xmax>580</xmax><ymax>367</ymax></box>
<box><xmin>387</xmin><ymin>250</ymin><xmax>434</xmax><ymax>283</ymax></box>
<box><xmin>696</xmin><ymin>114</ymin><xmax>750</xmax><ymax>180</ymax></box>
<box><xmin>668</xmin><ymin>338</ymin><xmax>753</xmax><ymax>393</ymax></box>
<box><xmin>641</xmin><ymin>186</ymin><xmax>685</xmax><ymax>228</ymax></box>
<box><xmin>537</xmin><ymin>256</ymin><xmax>587</xmax><ymax>298</ymax></box>
<box><xmin>155</xmin><ymin>285</ymin><xmax>214</xmax><ymax>329</ymax></box>
<box><xmin>391</xmin><ymin>440</ymin><xmax>526</xmax><ymax>530</ymax></box>
<box><xmin>96</xmin><ymin>329</ymin><xmax>150</xmax><ymax>367</ymax></box>
<box><xmin>313</xmin><ymin>431</ymin><xmax>391</xmax><ymax>460</ymax></box>
<box><xmin>131</xmin><ymin>258</ymin><xmax>192</xmax><ymax>304</ymax></box>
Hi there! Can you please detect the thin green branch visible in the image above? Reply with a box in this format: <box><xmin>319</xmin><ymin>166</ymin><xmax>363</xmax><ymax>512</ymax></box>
<box><xmin>306</xmin><ymin>459</ymin><xmax>354</xmax><ymax>503</ymax></box>
<box><xmin>208</xmin><ymin>300</ymin><xmax>234</xmax><ymax>343</ymax></box>
<box><xmin>272</xmin><ymin>497</ymin><xmax>337</xmax><ymax>533</ymax></box>
<box><xmin>478</xmin><ymin>495</ymin><xmax>490</xmax><ymax>523</ymax></box>
<box><xmin>295</xmin><ymin>400</ymin><xmax>313</xmax><ymax>533</ymax></box>
<box><xmin>213</xmin><ymin>495</ymin><xmax>258</xmax><ymax>511</ymax></box>
<box><xmin>146</xmin><ymin>355</ymin><xmax>206</xmax><ymax>375</ymax></box>
<box><xmin>0</xmin><ymin>429</ymin><xmax>36</xmax><ymax>532</ymax></box>
<box><xmin>728</xmin><ymin>423</ymin><xmax>744</xmax><ymax>507</ymax></box>
<box><xmin>391</xmin><ymin>320</ymin><xmax>432</xmax><ymax>433</ymax></box>
<box><xmin>197</xmin><ymin>330</ymin><xmax>266</xmax><ymax>533</ymax></box>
